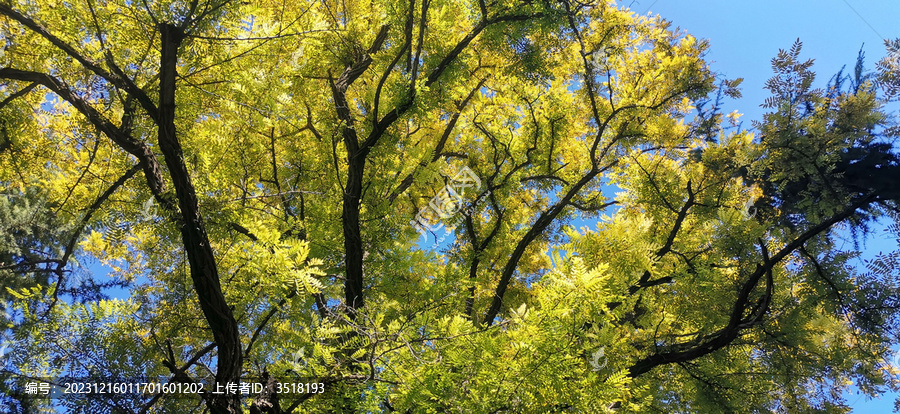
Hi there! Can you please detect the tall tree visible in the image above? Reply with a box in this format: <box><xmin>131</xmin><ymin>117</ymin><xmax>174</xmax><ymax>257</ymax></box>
<box><xmin>0</xmin><ymin>0</ymin><xmax>898</xmax><ymax>412</ymax></box>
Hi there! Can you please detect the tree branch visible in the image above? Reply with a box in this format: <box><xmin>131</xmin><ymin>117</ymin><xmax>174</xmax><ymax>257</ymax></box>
<box><xmin>0</xmin><ymin>4</ymin><xmax>159</xmax><ymax>120</ymax></box>
<box><xmin>43</xmin><ymin>164</ymin><xmax>141</xmax><ymax>314</ymax></box>
<box><xmin>0</xmin><ymin>68</ymin><xmax>174</xmax><ymax>214</ymax></box>
<box><xmin>626</xmin><ymin>193</ymin><xmax>878</xmax><ymax>378</ymax></box>
<box><xmin>156</xmin><ymin>23</ymin><xmax>240</xmax><ymax>413</ymax></box>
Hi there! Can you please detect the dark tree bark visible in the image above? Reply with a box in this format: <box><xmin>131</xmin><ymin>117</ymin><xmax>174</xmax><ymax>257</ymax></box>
<box><xmin>625</xmin><ymin>194</ymin><xmax>879</xmax><ymax>378</ymax></box>
<box><xmin>157</xmin><ymin>23</ymin><xmax>242</xmax><ymax>414</ymax></box>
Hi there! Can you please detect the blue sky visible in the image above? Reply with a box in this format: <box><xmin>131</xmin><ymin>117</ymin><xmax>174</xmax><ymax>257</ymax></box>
<box><xmin>45</xmin><ymin>1</ymin><xmax>898</xmax><ymax>410</ymax></box>
<box><xmin>639</xmin><ymin>0</ymin><xmax>899</xmax><ymax>122</ymax></box>
<box><xmin>637</xmin><ymin>1</ymin><xmax>899</xmax><ymax>411</ymax></box>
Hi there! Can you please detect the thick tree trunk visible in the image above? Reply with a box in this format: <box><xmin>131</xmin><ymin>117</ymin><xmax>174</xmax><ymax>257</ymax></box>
<box><xmin>343</xmin><ymin>151</ymin><xmax>366</xmax><ymax>312</ymax></box>
<box><xmin>158</xmin><ymin>23</ymin><xmax>242</xmax><ymax>413</ymax></box>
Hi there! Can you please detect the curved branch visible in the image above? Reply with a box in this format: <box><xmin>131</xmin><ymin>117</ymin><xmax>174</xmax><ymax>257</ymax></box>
<box><xmin>0</xmin><ymin>82</ymin><xmax>36</xmax><ymax>108</ymax></box>
<box><xmin>626</xmin><ymin>193</ymin><xmax>878</xmax><ymax>378</ymax></box>
<box><xmin>483</xmin><ymin>165</ymin><xmax>613</xmax><ymax>325</ymax></box>
<box><xmin>0</xmin><ymin>68</ymin><xmax>174</xmax><ymax>213</ymax></box>
<box><xmin>0</xmin><ymin>4</ymin><xmax>159</xmax><ymax>120</ymax></box>
<box><xmin>45</xmin><ymin>164</ymin><xmax>141</xmax><ymax>313</ymax></box>
<box><xmin>387</xmin><ymin>76</ymin><xmax>488</xmax><ymax>204</ymax></box>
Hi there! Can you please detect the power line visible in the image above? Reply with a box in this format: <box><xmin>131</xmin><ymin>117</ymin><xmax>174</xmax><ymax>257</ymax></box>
<box><xmin>643</xmin><ymin>0</ymin><xmax>661</xmax><ymax>14</ymax></box>
<box><xmin>838</xmin><ymin>0</ymin><xmax>885</xmax><ymax>40</ymax></box>
<box><xmin>624</xmin><ymin>0</ymin><xmax>661</xmax><ymax>14</ymax></box>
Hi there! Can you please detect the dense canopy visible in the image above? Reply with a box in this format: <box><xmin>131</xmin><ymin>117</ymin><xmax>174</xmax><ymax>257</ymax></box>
<box><xmin>0</xmin><ymin>0</ymin><xmax>899</xmax><ymax>412</ymax></box>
